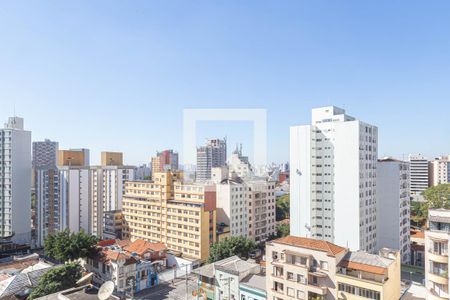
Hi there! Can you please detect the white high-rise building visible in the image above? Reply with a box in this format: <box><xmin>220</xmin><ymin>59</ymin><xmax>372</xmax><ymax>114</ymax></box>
<box><xmin>196</xmin><ymin>138</ymin><xmax>227</xmax><ymax>181</ymax></box>
<box><xmin>0</xmin><ymin>117</ymin><xmax>32</xmax><ymax>244</ymax></box>
<box><xmin>429</xmin><ymin>155</ymin><xmax>450</xmax><ymax>186</ymax></box>
<box><xmin>35</xmin><ymin>165</ymin><xmax>135</xmax><ymax>246</ymax></box>
<box><xmin>228</xmin><ymin>144</ymin><xmax>252</xmax><ymax>178</ymax></box>
<box><xmin>376</xmin><ymin>158</ymin><xmax>411</xmax><ymax>264</ymax></box>
<box><xmin>409</xmin><ymin>154</ymin><xmax>430</xmax><ymax>197</ymax></box>
<box><xmin>290</xmin><ymin>106</ymin><xmax>378</xmax><ymax>252</ymax></box>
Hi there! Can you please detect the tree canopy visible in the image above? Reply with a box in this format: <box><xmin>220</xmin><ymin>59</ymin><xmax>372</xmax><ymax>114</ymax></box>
<box><xmin>208</xmin><ymin>236</ymin><xmax>257</xmax><ymax>263</ymax></box>
<box><xmin>28</xmin><ymin>263</ymin><xmax>82</xmax><ymax>299</ymax></box>
<box><xmin>276</xmin><ymin>223</ymin><xmax>290</xmax><ymax>238</ymax></box>
<box><xmin>44</xmin><ymin>229</ymin><xmax>98</xmax><ymax>262</ymax></box>
<box><xmin>276</xmin><ymin>194</ymin><xmax>290</xmax><ymax>221</ymax></box>
<box><xmin>411</xmin><ymin>184</ymin><xmax>450</xmax><ymax>227</ymax></box>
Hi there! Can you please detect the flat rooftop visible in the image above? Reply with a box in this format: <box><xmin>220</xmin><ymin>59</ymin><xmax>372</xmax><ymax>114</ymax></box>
<box><xmin>36</xmin><ymin>285</ymin><xmax>119</xmax><ymax>300</ymax></box>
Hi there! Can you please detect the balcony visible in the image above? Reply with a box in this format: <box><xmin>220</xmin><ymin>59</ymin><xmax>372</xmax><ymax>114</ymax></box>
<box><xmin>428</xmin><ymin>251</ymin><xmax>449</xmax><ymax>264</ymax></box>
<box><xmin>428</xmin><ymin>288</ymin><xmax>449</xmax><ymax>300</ymax></box>
<box><xmin>308</xmin><ymin>283</ymin><xmax>328</xmax><ymax>295</ymax></box>
<box><xmin>428</xmin><ymin>271</ymin><xmax>449</xmax><ymax>285</ymax></box>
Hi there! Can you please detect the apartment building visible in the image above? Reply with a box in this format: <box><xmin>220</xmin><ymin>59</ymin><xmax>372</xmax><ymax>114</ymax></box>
<box><xmin>151</xmin><ymin>149</ymin><xmax>179</xmax><ymax>175</ymax></box>
<box><xmin>266</xmin><ymin>236</ymin><xmax>347</xmax><ymax>300</ymax></box>
<box><xmin>247</xmin><ymin>179</ymin><xmax>276</xmax><ymax>242</ymax></box>
<box><xmin>103</xmin><ymin>210</ymin><xmax>124</xmax><ymax>240</ymax></box>
<box><xmin>90</xmin><ymin>165</ymin><xmax>135</xmax><ymax>237</ymax></box>
<box><xmin>336</xmin><ymin>248</ymin><xmax>400</xmax><ymax>300</ymax></box>
<box><xmin>376</xmin><ymin>158</ymin><xmax>411</xmax><ymax>264</ymax></box>
<box><xmin>32</xmin><ymin>139</ymin><xmax>58</xmax><ymax>169</ymax></box>
<box><xmin>122</xmin><ymin>172</ymin><xmax>217</xmax><ymax>262</ymax></box>
<box><xmin>429</xmin><ymin>156</ymin><xmax>450</xmax><ymax>186</ymax></box>
<box><xmin>409</xmin><ymin>154</ymin><xmax>430</xmax><ymax>197</ymax></box>
<box><xmin>425</xmin><ymin>209</ymin><xmax>450</xmax><ymax>300</ymax></box>
<box><xmin>0</xmin><ymin>117</ymin><xmax>32</xmax><ymax>245</ymax></box>
<box><xmin>197</xmin><ymin>138</ymin><xmax>227</xmax><ymax>181</ymax></box>
<box><xmin>213</xmin><ymin>167</ymin><xmax>276</xmax><ymax>243</ymax></box>
<box><xmin>35</xmin><ymin>164</ymin><xmax>135</xmax><ymax>246</ymax></box>
<box><xmin>290</xmin><ymin>106</ymin><xmax>378</xmax><ymax>252</ymax></box>
<box><xmin>266</xmin><ymin>236</ymin><xmax>401</xmax><ymax>300</ymax></box>
<box><xmin>101</xmin><ymin>151</ymin><xmax>123</xmax><ymax>166</ymax></box>
<box><xmin>228</xmin><ymin>144</ymin><xmax>253</xmax><ymax>178</ymax></box>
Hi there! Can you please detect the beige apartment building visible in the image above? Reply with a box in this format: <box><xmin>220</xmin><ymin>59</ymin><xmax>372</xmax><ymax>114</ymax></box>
<box><xmin>266</xmin><ymin>236</ymin><xmax>401</xmax><ymax>300</ymax></box>
<box><xmin>425</xmin><ymin>209</ymin><xmax>450</xmax><ymax>300</ymax></box>
<box><xmin>122</xmin><ymin>172</ymin><xmax>217</xmax><ymax>262</ymax></box>
<box><xmin>101</xmin><ymin>151</ymin><xmax>123</xmax><ymax>166</ymax></box>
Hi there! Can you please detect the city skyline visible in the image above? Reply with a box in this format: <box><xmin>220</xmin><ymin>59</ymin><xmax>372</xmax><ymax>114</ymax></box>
<box><xmin>1</xmin><ymin>1</ymin><xmax>450</xmax><ymax>165</ymax></box>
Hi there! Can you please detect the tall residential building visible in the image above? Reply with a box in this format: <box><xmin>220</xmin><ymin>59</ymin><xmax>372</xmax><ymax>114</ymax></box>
<box><xmin>266</xmin><ymin>236</ymin><xmax>401</xmax><ymax>300</ymax></box>
<box><xmin>425</xmin><ymin>209</ymin><xmax>450</xmax><ymax>299</ymax></box>
<box><xmin>196</xmin><ymin>138</ymin><xmax>227</xmax><ymax>181</ymax></box>
<box><xmin>101</xmin><ymin>151</ymin><xmax>123</xmax><ymax>166</ymax></box>
<box><xmin>57</xmin><ymin>149</ymin><xmax>87</xmax><ymax>166</ymax></box>
<box><xmin>0</xmin><ymin>117</ymin><xmax>32</xmax><ymax>244</ymax></box>
<box><xmin>290</xmin><ymin>106</ymin><xmax>378</xmax><ymax>252</ymax></box>
<box><xmin>90</xmin><ymin>165</ymin><xmax>135</xmax><ymax>237</ymax></box>
<box><xmin>135</xmin><ymin>163</ymin><xmax>151</xmax><ymax>180</ymax></box>
<box><xmin>213</xmin><ymin>167</ymin><xmax>276</xmax><ymax>243</ymax></box>
<box><xmin>35</xmin><ymin>164</ymin><xmax>135</xmax><ymax>246</ymax></box>
<box><xmin>151</xmin><ymin>149</ymin><xmax>179</xmax><ymax>175</ymax></box>
<box><xmin>376</xmin><ymin>158</ymin><xmax>411</xmax><ymax>264</ymax></box>
<box><xmin>409</xmin><ymin>154</ymin><xmax>430</xmax><ymax>197</ymax></box>
<box><xmin>122</xmin><ymin>172</ymin><xmax>217</xmax><ymax>262</ymax></box>
<box><xmin>429</xmin><ymin>155</ymin><xmax>450</xmax><ymax>186</ymax></box>
<box><xmin>32</xmin><ymin>139</ymin><xmax>59</xmax><ymax>169</ymax></box>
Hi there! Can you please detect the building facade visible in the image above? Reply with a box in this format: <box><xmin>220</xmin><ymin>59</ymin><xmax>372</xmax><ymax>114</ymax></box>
<box><xmin>151</xmin><ymin>149</ymin><xmax>179</xmax><ymax>175</ymax></box>
<box><xmin>0</xmin><ymin>117</ymin><xmax>32</xmax><ymax>244</ymax></box>
<box><xmin>122</xmin><ymin>172</ymin><xmax>217</xmax><ymax>262</ymax></box>
<box><xmin>35</xmin><ymin>164</ymin><xmax>135</xmax><ymax>247</ymax></box>
<box><xmin>101</xmin><ymin>151</ymin><xmax>123</xmax><ymax>166</ymax></box>
<box><xmin>266</xmin><ymin>236</ymin><xmax>401</xmax><ymax>300</ymax></box>
<box><xmin>196</xmin><ymin>138</ymin><xmax>227</xmax><ymax>181</ymax></box>
<box><xmin>32</xmin><ymin>139</ymin><xmax>58</xmax><ymax>169</ymax></box>
<box><xmin>376</xmin><ymin>158</ymin><xmax>411</xmax><ymax>264</ymax></box>
<box><xmin>409</xmin><ymin>154</ymin><xmax>430</xmax><ymax>197</ymax></box>
<box><xmin>429</xmin><ymin>156</ymin><xmax>450</xmax><ymax>186</ymax></box>
<box><xmin>290</xmin><ymin>106</ymin><xmax>378</xmax><ymax>252</ymax></box>
<box><xmin>425</xmin><ymin>209</ymin><xmax>450</xmax><ymax>300</ymax></box>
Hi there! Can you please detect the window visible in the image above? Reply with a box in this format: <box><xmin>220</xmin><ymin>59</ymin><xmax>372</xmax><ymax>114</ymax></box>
<box><xmin>287</xmin><ymin>287</ymin><xmax>295</xmax><ymax>297</ymax></box>
<box><xmin>287</xmin><ymin>272</ymin><xmax>294</xmax><ymax>281</ymax></box>
<box><xmin>297</xmin><ymin>290</ymin><xmax>305</xmax><ymax>299</ymax></box>
<box><xmin>320</xmin><ymin>261</ymin><xmax>328</xmax><ymax>271</ymax></box>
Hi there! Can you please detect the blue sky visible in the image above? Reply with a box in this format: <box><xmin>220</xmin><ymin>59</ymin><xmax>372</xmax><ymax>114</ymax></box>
<box><xmin>1</xmin><ymin>1</ymin><xmax>449</xmax><ymax>165</ymax></box>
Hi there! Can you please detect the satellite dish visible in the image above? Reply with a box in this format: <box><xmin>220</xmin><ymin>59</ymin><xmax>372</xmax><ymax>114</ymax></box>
<box><xmin>98</xmin><ymin>281</ymin><xmax>114</xmax><ymax>300</ymax></box>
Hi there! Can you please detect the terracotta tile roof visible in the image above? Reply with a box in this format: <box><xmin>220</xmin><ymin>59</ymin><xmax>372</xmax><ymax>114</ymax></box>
<box><xmin>339</xmin><ymin>261</ymin><xmax>386</xmax><ymax>275</ymax></box>
<box><xmin>97</xmin><ymin>239</ymin><xmax>116</xmax><ymax>247</ymax></box>
<box><xmin>272</xmin><ymin>236</ymin><xmax>347</xmax><ymax>257</ymax></box>
<box><xmin>123</xmin><ymin>239</ymin><xmax>167</xmax><ymax>255</ymax></box>
<box><xmin>116</xmin><ymin>239</ymin><xmax>131</xmax><ymax>248</ymax></box>
<box><xmin>410</xmin><ymin>230</ymin><xmax>425</xmax><ymax>239</ymax></box>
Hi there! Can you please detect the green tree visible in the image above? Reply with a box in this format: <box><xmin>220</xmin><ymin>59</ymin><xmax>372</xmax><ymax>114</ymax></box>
<box><xmin>423</xmin><ymin>184</ymin><xmax>450</xmax><ymax>209</ymax></box>
<box><xmin>44</xmin><ymin>229</ymin><xmax>98</xmax><ymax>262</ymax></box>
<box><xmin>28</xmin><ymin>263</ymin><xmax>82</xmax><ymax>299</ymax></box>
<box><xmin>276</xmin><ymin>194</ymin><xmax>290</xmax><ymax>221</ymax></box>
<box><xmin>410</xmin><ymin>184</ymin><xmax>450</xmax><ymax>228</ymax></box>
<box><xmin>208</xmin><ymin>236</ymin><xmax>257</xmax><ymax>263</ymax></box>
<box><xmin>276</xmin><ymin>223</ymin><xmax>290</xmax><ymax>237</ymax></box>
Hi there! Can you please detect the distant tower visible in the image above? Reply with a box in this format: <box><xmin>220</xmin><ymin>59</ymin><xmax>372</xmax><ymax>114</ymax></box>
<box><xmin>196</xmin><ymin>138</ymin><xmax>227</xmax><ymax>181</ymax></box>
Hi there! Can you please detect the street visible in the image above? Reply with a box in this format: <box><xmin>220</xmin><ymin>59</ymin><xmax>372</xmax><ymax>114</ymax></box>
<box><xmin>133</xmin><ymin>274</ymin><xmax>198</xmax><ymax>300</ymax></box>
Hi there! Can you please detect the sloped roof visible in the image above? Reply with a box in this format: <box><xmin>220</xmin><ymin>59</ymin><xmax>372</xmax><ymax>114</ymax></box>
<box><xmin>0</xmin><ymin>267</ymin><xmax>53</xmax><ymax>298</ymax></box>
<box><xmin>123</xmin><ymin>239</ymin><xmax>167</xmax><ymax>255</ymax></box>
<box><xmin>338</xmin><ymin>251</ymin><xmax>393</xmax><ymax>275</ymax></box>
<box><xmin>273</xmin><ymin>236</ymin><xmax>347</xmax><ymax>257</ymax></box>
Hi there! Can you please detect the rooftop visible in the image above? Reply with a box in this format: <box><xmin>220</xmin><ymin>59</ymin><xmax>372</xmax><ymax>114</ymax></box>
<box><xmin>193</xmin><ymin>256</ymin><xmax>259</xmax><ymax>278</ymax></box>
<box><xmin>35</xmin><ymin>285</ymin><xmax>120</xmax><ymax>300</ymax></box>
<box><xmin>240</xmin><ymin>273</ymin><xmax>266</xmax><ymax>292</ymax></box>
<box><xmin>123</xmin><ymin>239</ymin><xmax>167</xmax><ymax>255</ymax></box>
<box><xmin>338</xmin><ymin>251</ymin><xmax>394</xmax><ymax>275</ymax></box>
<box><xmin>272</xmin><ymin>236</ymin><xmax>347</xmax><ymax>257</ymax></box>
